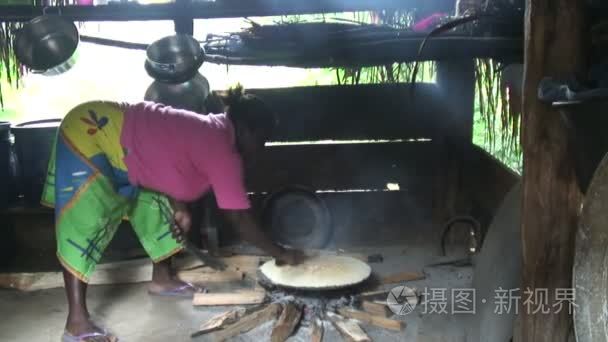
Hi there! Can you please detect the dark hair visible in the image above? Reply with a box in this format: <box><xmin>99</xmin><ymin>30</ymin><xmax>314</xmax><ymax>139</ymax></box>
<box><xmin>224</xmin><ymin>84</ymin><xmax>277</xmax><ymax>139</ymax></box>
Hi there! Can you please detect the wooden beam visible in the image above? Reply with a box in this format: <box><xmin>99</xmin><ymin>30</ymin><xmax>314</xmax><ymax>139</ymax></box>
<box><xmin>0</xmin><ymin>0</ymin><xmax>454</xmax><ymax>22</ymax></box>
<box><xmin>192</xmin><ymin>290</ymin><xmax>267</xmax><ymax>306</ymax></box>
<box><xmin>271</xmin><ymin>302</ymin><xmax>303</xmax><ymax>342</ymax></box>
<box><xmin>520</xmin><ymin>0</ymin><xmax>587</xmax><ymax>341</ymax></box>
<box><xmin>337</xmin><ymin>308</ymin><xmax>404</xmax><ymax>332</ymax></box>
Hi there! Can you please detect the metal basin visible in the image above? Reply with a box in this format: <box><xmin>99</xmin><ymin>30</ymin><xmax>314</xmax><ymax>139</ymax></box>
<box><xmin>14</xmin><ymin>15</ymin><xmax>79</xmax><ymax>75</ymax></box>
<box><xmin>144</xmin><ymin>72</ymin><xmax>210</xmax><ymax>112</ymax></box>
<box><xmin>145</xmin><ymin>34</ymin><xmax>204</xmax><ymax>83</ymax></box>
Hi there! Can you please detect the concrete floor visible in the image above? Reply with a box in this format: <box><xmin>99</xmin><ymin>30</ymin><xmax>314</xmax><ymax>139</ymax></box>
<box><xmin>0</xmin><ymin>244</ymin><xmax>473</xmax><ymax>342</ymax></box>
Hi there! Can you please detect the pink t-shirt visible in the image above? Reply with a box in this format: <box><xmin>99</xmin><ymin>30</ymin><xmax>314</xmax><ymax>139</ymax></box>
<box><xmin>120</xmin><ymin>102</ymin><xmax>250</xmax><ymax>209</ymax></box>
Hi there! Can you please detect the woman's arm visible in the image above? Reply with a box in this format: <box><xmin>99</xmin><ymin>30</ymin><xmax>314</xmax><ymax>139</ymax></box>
<box><xmin>221</xmin><ymin>208</ymin><xmax>305</xmax><ymax>265</ymax></box>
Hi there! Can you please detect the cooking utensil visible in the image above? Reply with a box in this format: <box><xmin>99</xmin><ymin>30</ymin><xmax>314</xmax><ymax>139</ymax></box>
<box><xmin>258</xmin><ymin>255</ymin><xmax>371</xmax><ymax>290</ymax></box>
<box><xmin>153</xmin><ymin>197</ymin><xmax>226</xmax><ymax>270</ymax></box>
<box><xmin>144</xmin><ymin>72</ymin><xmax>210</xmax><ymax>112</ymax></box>
<box><xmin>145</xmin><ymin>34</ymin><xmax>204</xmax><ymax>84</ymax></box>
<box><xmin>262</xmin><ymin>186</ymin><xmax>333</xmax><ymax>249</ymax></box>
<box><xmin>14</xmin><ymin>15</ymin><xmax>79</xmax><ymax>75</ymax></box>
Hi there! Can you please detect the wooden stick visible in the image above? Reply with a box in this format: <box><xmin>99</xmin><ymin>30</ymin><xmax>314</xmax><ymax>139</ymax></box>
<box><xmin>381</xmin><ymin>272</ymin><xmax>425</xmax><ymax>284</ymax></box>
<box><xmin>191</xmin><ymin>307</ymin><xmax>247</xmax><ymax>337</ymax></box>
<box><xmin>358</xmin><ymin>289</ymin><xmax>389</xmax><ymax>299</ymax></box>
<box><xmin>311</xmin><ymin>316</ymin><xmax>324</xmax><ymax>342</ymax></box>
<box><xmin>193</xmin><ymin>290</ymin><xmax>267</xmax><ymax>306</ymax></box>
<box><xmin>361</xmin><ymin>300</ymin><xmax>391</xmax><ymax>318</ymax></box>
<box><xmin>338</xmin><ymin>308</ymin><xmax>404</xmax><ymax>332</ymax></box>
<box><xmin>271</xmin><ymin>302</ymin><xmax>303</xmax><ymax>342</ymax></box>
<box><xmin>326</xmin><ymin>312</ymin><xmax>371</xmax><ymax>342</ymax></box>
<box><xmin>206</xmin><ymin>303</ymin><xmax>282</xmax><ymax>341</ymax></box>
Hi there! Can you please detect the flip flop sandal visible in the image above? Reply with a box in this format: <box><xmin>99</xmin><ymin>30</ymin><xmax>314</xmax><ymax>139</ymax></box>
<box><xmin>148</xmin><ymin>282</ymin><xmax>206</xmax><ymax>298</ymax></box>
<box><xmin>62</xmin><ymin>329</ymin><xmax>118</xmax><ymax>342</ymax></box>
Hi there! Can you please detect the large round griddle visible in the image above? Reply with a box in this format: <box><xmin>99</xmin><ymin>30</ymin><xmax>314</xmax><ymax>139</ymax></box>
<box><xmin>259</xmin><ymin>255</ymin><xmax>371</xmax><ymax>290</ymax></box>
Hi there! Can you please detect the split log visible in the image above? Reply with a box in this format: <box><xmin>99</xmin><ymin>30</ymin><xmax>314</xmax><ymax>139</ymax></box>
<box><xmin>191</xmin><ymin>307</ymin><xmax>247</xmax><ymax>338</ymax></box>
<box><xmin>326</xmin><ymin>312</ymin><xmax>371</xmax><ymax>342</ymax></box>
<box><xmin>311</xmin><ymin>316</ymin><xmax>324</xmax><ymax>342</ymax></box>
<box><xmin>381</xmin><ymin>272</ymin><xmax>425</xmax><ymax>284</ymax></box>
<box><xmin>193</xmin><ymin>290</ymin><xmax>267</xmax><ymax>306</ymax></box>
<box><xmin>205</xmin><ymin>303</ymin><xmax>282</xmax><ymax>342</ymax></box>
<box><xmin>521</xmin><ymin>0</ymin><xmax>587</xmax><ymax>341</ymax></box>
<box><xmin>361</xmin><ymin>301</ymin><xmax>391</xmax><ymax>318</ymax></box>
<box><xmin>271</xmin><ymin>302</ymin><xmax>303</xmax><ymax>342</ymax></box>
<box><xmin>337</xmin><ymin>308</ymin><xmax>404</xmax><ymax>332</ymax></box>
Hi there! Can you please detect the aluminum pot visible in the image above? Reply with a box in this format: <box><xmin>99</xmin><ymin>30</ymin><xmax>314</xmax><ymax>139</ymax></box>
<box><xmin>14</xmin><ymin>15</ymin><xmax>79</xmax><ymax>76</ymax></box>
<box><xmin>145</xmin><ymin>34</ymin><xmax>204</xmax><ymax>84</ymax></box>
<box><xmin>144</xmin><ymin>72</ymin><xmax>210</xmax><ymax>113</ymax></box>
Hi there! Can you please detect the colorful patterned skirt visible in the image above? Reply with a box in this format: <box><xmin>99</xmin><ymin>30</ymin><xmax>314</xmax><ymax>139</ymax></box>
<box><xmin>41</xmin><ymin>101</ymin><xmax>182</xmax><ymax>282</ymax></box>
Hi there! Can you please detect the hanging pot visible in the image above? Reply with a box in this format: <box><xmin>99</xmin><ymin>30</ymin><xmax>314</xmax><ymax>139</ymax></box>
<box><xmin>12</xmin><ymin>119</ymin><xmax>61</xmax><ymax>206</ymax></box>
<box><xmin>144</xmin><ymin>72</ymin><xmax>210</xmax><ymax>112</ymax></box>
<box><xmin>14</xmin><ymin>15</ymin><xmax>79</xmax><ymax>76</ymax></box>
<box><xmin>145</xmin><ymin>34</ymin><xmax>205</xmax><ymax>84</ymax></box>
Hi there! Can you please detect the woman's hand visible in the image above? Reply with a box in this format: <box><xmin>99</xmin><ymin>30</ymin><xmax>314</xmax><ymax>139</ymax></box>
<box><xmin>171</xmin><ymin>209</ymin><xmax>192</xmax><ymax>242</ymax></box>
<box><xmin>275</xmin><ymin>247</ymin><xmax>306</xmax><ymax>266</ymax></box>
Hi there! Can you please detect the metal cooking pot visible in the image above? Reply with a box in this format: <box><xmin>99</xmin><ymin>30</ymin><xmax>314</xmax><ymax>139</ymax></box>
<box><xmin>145</xmin><ymin>34</ymin><xmax>205</xmax><ymax>84</ymax></box>
<box><xmin>14</xmin><ymin>15</ymin><xmax>79</xmax><ymax>76</ymax></box>
<box><xmin>144</xmin><ymin>72</ymin><xmax>210</xmax><ymax>113</ymax></box>
<box><xmin>261</xmin><ymin>185</ymin><xmax>333</xmax><ymax>249</ymax></box>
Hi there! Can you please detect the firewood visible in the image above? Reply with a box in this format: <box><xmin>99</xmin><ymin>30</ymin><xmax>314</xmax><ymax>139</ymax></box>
<box><xmin>381</xmin><ymin>272</ymin><xmax>425</xmax><ymax>284</ymax></box>
<box><xmin>206</xmin><ymin>303</ymin><xmax>282</xmax><ymax>341</ymax></box>
<box><xmin>311</xmin><ymin>316</ymin><xmax>324</xmax><ymax>342</ymax></box>
<box><xmin>191</xmin><ymin>307</ymin><xmax>247</xmax><ymax>337</ymax></box>
<box><xmin>361</xmin><ymin>300</ymin><xmax>391</xmax><ymax>318</ymax></box>
<box><xmin>271</xmin><ymin>302</ymin><xmax>302</xmax><ymax>342</ymax></box>
<box><xmin>337</xmin><ymin>308</ymin><xmax>404</xmax><ymax>332</ymax></box>
<box><xmin>193</xmin><ymin>290</ymin><xmax>266</xmax><ymax>306</ymax></box>
<box><xmin>326</xmin><ymin>312</ymin><xmax>371</xmax><ymax>342</ymax></box>
<box><xmin>357</xmin><ymin>289</ymin><xmax>389</xmax><ymax>299</ymax></box>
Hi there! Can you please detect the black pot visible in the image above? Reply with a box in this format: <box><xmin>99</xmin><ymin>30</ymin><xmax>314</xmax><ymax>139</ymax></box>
<box><xmin>0</xmin><ymin>121</ymin><xmax>19</xmax><ymax>209</ymax></box>
<box><xmin>12</xmin><ymin>119</ymin><xmax>61</xmax><ymax>206</ymax></box>
<box><xmin>261</xmin><ymin>185</ymin><xmax>333</xmax><ymax>249</ymax></box>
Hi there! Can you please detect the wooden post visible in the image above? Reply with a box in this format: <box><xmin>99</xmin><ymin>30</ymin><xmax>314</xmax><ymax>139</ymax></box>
<box><xmin>520</xmin><ymin>0</ymin><xmax>586</xmax><ymax>341</ymax></box>
<box><xmin>433</xmin><ymin>59</ymin><xmax>476</xmax><ymax>221</ymax></box>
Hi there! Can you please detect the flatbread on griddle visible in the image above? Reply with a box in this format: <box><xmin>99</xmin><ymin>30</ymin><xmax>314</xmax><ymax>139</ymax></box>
<box><xmin>259</xmin><ymin>255</ymin><xmax>371</xmax><ymax>289</ymax></box>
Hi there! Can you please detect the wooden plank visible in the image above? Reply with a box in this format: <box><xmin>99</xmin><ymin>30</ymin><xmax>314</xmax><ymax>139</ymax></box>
<box><xmin>337</xmin><ymin>308</ymin><xmax>404</xmax><ymax>332</ymax></box>
<box><xmin>248</xmin><ymin>141</ymin><xmax>436</xmax><ymax>192</ymax></box>
<box><xmin>177</xmin><ymin>270</ymin><xmax>244</xmax><ymax>284</ymax></box>
<box><xmin>326</xmin><ymin>312</ymin><xmax>371</xmax><ymax>342</ymax></box>
<box><xmin>248</xmin><ymin>83</ymin><xmax>443</xmax><ymax>141</ymax></box>
<box><xmin>361</xmin><ymin>301</ymin><xmax>391</xmax><ymax>318</ymax></box>
<box><xmin>192</xmin><ymin>290</ymin><xmax>267</xmax><ymax>306</ymax></box>
<box><xmin>381</xmin><ymin>272</ymin><xmax>425</xmax><ymax>285</ymax></box>
<box><xmin>311</xmin><ymin>316</ymin><xmax>324</xmax><ymax>342</ymax></box>
<box><xmin>206</xmin><ymin>303</ymin><xmax>282</xmax><ymax>342</ymax></box>
<box><xmin>271</xmin><ymin>302</ymin><xmax>303</xmax><ymax>342</ymax></box>
<box><xmin>520</xmin><ymin>0</ymin><xmax>587</xmax><ymax>341</ymax></box>
<box><xmin>0</xmin><ymin>0</ymin><xmax>454</xmax><ymax>22</ymax></box>
<box><xmin>191</xmin><ymin>308</ymin><xmax>247</xmax><ymax>338</ymax></box>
